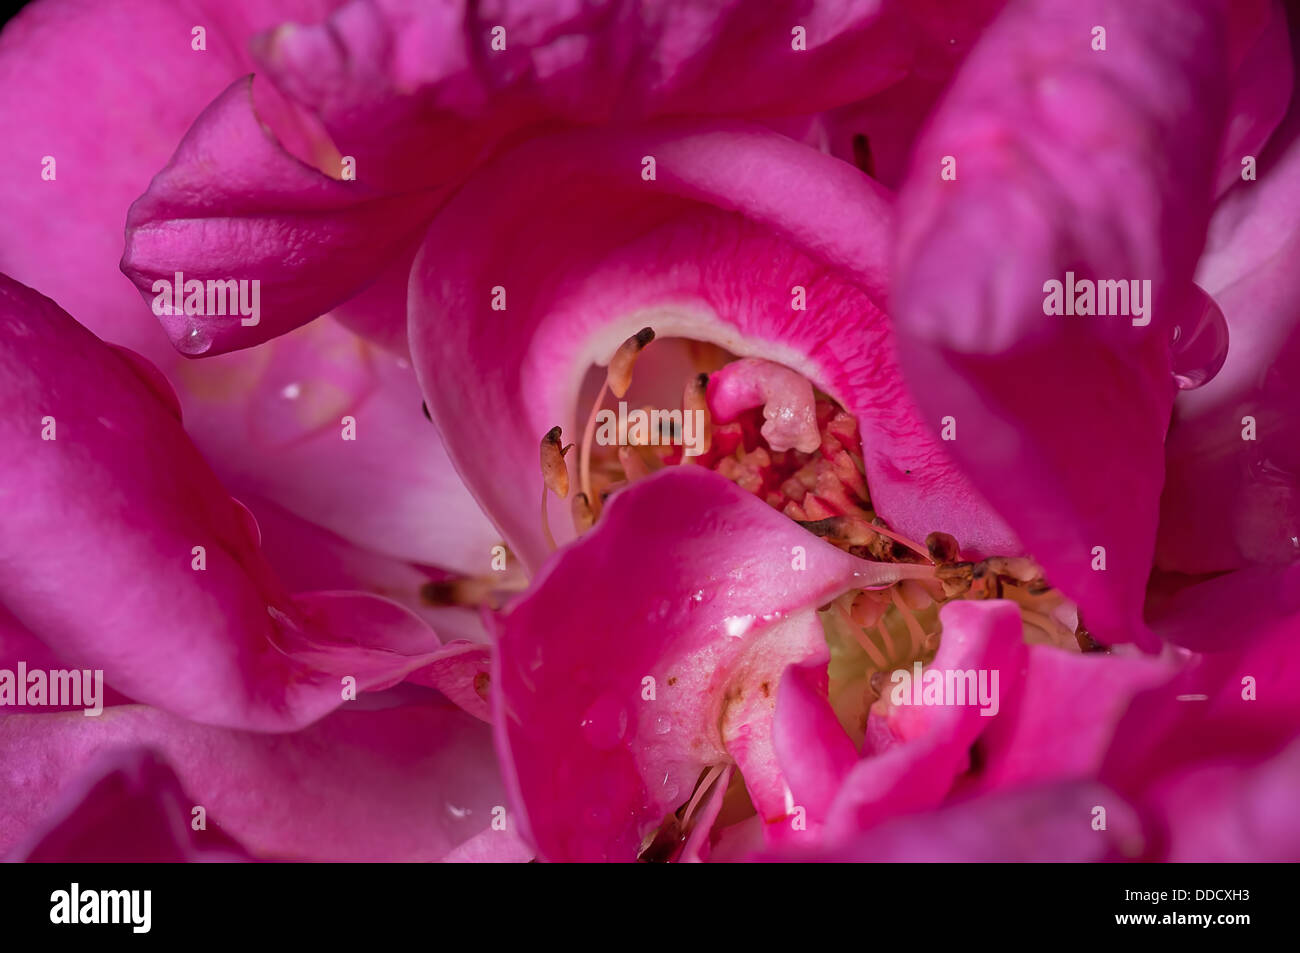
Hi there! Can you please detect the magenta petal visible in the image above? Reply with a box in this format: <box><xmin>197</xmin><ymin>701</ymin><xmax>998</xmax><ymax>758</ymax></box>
<box><xmin>411</xmin><ymin>121</ymin><xmax>1018</xmax><ymax>573</ymax></box>
<box><xmin>251</xmin><ymin>0</ymin><xmax>911</xmax><ymax>194</ymax></box>
<box><xmin>772</xmin><ymin>662</ymin><xmax>858</xmax><ymax>822</ymax></box>
<box><xmin>7</xmin><ymin>748</ymin><xmax>250</xmax><ymax>862</ymax></box>
<box><xmin>121</xmin><ymin>77</ymin><xmax>442</xmax><ymax>356</ymax></box>
<box><xmin>492</xmin><ymin>466</ymin><xmax>934</xmax><ymax>861</ymax></box>
<box><xmin>822</xmin><ymin>601</ymin><xmax>1025</xmax><ymax>840</ymax></box>
<box><xmin>0</xmin><ymin>702</ymin><xmax>506</xmax><ymax>861</ymax></box>
<box><xmin>0</xmin><ymin>275</ymin><xmax>448</xmax><ymax>730</ymax></box>
<box><xmin>1159</xmin><ymin>77</ymin><xmax>1300</xmax><ymax>572</ymax></box>
<box><xmin>0</xmin><ymin>0</ymin><xmax>341</xmax><ymax>361</ymax></box>
<box><xmin>1212</xmin><ymin>0</ymin><xmax>1294</xmax><ymax>197</ymax></box>
<box><xmin>1103</xmin><ymin>572</ymin><xmax>1300</xmax><ymax>794</ymax></box>
<box><xmin>406</xmin><ymin>641</ymin><xmax>493</xmax><ymax>723</ymax></box>
<box><xmin>970</xmin><ymin>646</ymin><xmax>1175</xmax><ymax>793</ymax></box>
<box><xmin>763</xmin><ymin>781</ymin><xmax>1145</xmax><ymax>863</ymax></box>
<box><xmin>1147</xmin><ymin>563</ymin><xmax>1300</xmax><ymax>653</ymax></box>
<box><xmin>0</xmin><ymin>0</ymin><xmax>494</xmax><ymax>576</ymax></box>
<box><xmin>892</xmin><ymin>0</ymin><xmax>1233</xmax><ymax>645</ymax></box>
<box><xmin>1100</xmin><ymin>579</ymin><xmax>1300</xmax><ymax>860</ymax></box>
<box><xmin>1142</xmin><ymin>736</ymin><xmax>1300</xmax><ymax>862</ymax></box>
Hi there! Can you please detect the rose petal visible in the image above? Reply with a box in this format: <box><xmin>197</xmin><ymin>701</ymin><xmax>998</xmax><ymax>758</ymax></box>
<box><xmin>411</xmin><ymin>121</ymin><xmax>1017</xmax><ymax>573</ymax></box>
<box><xmin>0</xmin><ymin>701</ymin><xmax>505</xmax><ymax>861</ymax></box>
<box><xmin>492</xmin><ymin>465</ymin><xmax>934</xmax><ymax>861</ymax></box>
<box><xmin>6</xmin><ymin>748</ymin><xmax>250</xmax><ymax>862</ymax></box>
<box><xmin>892</xmin><ymin>0</ymin><xmax>1234</xmax><ymax>645</ymax></box>
<box><xmin>0</xmin><ymin>275</ymin><xmax>453</xmax><ymax>730</ymax></box>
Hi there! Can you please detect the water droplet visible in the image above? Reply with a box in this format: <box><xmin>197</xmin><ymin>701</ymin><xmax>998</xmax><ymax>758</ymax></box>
<box><xmin>176</xmin><ymin>325</ymin><xmax>212</xmax><ymax>356</ymax></box>
<box><xmin>724</xmin><ymin>615</ymin><xmax>755</xmax><ymax>638</ymax></box>
<box><xmin>1169</xmin><ymin>285</ymin><xmax>1229</xmax><ymax>390</ymax></box>
<box><xmin>654</xmin><ymin>716</ymin><xmax>672</xmax><ymax>735</ymax></box>
<box><xmin>579</xmin><ymin>692</ymin><xmax>628</xmax><ymax>750</ymax></box>
<box><xmin>247</xmin><ymin>322</ymin><xmax>379</xmax><ymax>448</ymax></box>
<box><xmin>661</xmin><ymin>778</ymin><xmax>680</xmax><ymax>803</ymax></box>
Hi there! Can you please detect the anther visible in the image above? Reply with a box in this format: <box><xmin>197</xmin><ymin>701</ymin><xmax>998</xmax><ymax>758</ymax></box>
<box><xmin>580</xmin><ymin>327</ymin><xmax>656</xmax><ymax>513</ymax></box>
<box><xmin>540</xmin><ymin>426</ymin><xmax>570</xmax><ymax>498</ymax></box>
<box><xmin>608</xmin><ymin>327</ymin><xmax>655</xmax><ymax>399</ymax></box>
<box><xmin>925</xmin><ymin>531</ymin><xmax>960</xmax><ymax>563</ymax></box>
<box><xmin>540</xmin><ymin>425</ymin><xmax>572</xmax><ymax>550</ymax></box>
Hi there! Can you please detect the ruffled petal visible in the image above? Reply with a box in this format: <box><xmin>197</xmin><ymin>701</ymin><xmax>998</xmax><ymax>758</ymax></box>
<box><xmin>1160</xmin><ymin>58</ymin><xmax>1300</xmax><ymax>572</ymax></box>
<box><xmin>892</xmin><ymin>0</ymin><xmax>1234</xmax><ymax>645</ymax></box>
<box><xmin>762</xmin><ymin>781</ymin><xmax>1144</xmax><ymax>862</ymax></box>
<box><xmin>0</xmin><ymin>0</ymin><xmax>495</xmax><ymax>577</ymax></box>
<box><xmin>0</xmin><ymin>275</ymin><xmax>456</xmax><ymax>730</ymax></box>
<box><xmin>0</xmin><ymin>701</ymin><xmax>505</xmax><ymax>861</ymax></box>
<box><xmin>492</xmin><ymin>465</ymin><xmax>935</xmax><ymax>861</ymax></box>
<box><xmin>6</xmin><ymin>748</ymin><xmax>250</xmax><ymax>862</ymax></box>
<box><xmin>120</xmin><ymin>76</ymin><xmax>443</xmax><ymax>356</ymax></box>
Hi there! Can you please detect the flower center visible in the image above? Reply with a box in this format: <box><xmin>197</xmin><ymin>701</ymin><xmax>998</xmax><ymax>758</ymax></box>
<box><xmin>535</xmin><ymin>329</ymin><xmax>1100</xmax><ymax>860</ymax></box>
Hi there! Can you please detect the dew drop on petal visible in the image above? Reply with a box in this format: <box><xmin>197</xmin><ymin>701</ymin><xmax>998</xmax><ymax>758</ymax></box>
<box><xmin>176</xmin><ymin>325</ymin><xmax>212</xmax><ymax>356</ymax></box>
<box><xmin>724</xmin><ymin>615</ymin><xmax>755</xmax><ymax>638</ymax></box>
<box><xmin>1169</xmin><ymin>285</ymin><xmax>1229</xmax><ymax>391</ymax></box>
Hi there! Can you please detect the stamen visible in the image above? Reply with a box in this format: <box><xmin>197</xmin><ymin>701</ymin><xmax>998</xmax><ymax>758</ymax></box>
<box><xmin>578</xmin><ymin>380</ymin><xmax>608</xmax><ymax>509</ymax></box>
<box><xmin>540</xmin><ymin>426</ymin><xmax>570</xmax><ymax>499</ymax></box>
<box><xmin>419</xmin><ymin>574</ymin><xmax>526</xmax><ymax>610</ymax></box>
<box><xmin>541</xmin><ymin>484</ymin><xmax>557</xmax><ymax>551</ymax></box>
<box><xmin>618</xmin><ymin>445</ymin><xmax>651</xmax><ymax>481</ymax></box>
<box><xmin>865</xmin><ymin>520</ymin><xmax>935</xmax><ymax>563</ymax></box>
<box><xmin>571</xmin><ymin>492</ymin><xmax>595</xmax><ymax>533</ymax></box>
<box><xmin>890</xmin><ymin>587</ymin><xmax>928</xmax><ymax>658</ymax></box>
<box><xmin>834</xmin><ymin>600</ymin><xmax>887</xmax><ymax>669</ymax></box>
<box><xmin>875</xmin><ymin>619</ymin><xmax>899</xmax><ymax>661</ymax></box>
<box><xmin>925</xmin><ymin>531</ymin><xmax>960</xmax><ymax>563</ymax></box>
<box><xmin>1018</xmin><ymin>608</ymin><xmax>1078</xmax><ymax>647</ymax></box>
<box><xmin>680</xmin><ymin>373</ymin><xmax>712</xmax><ymax>463</ymax></box>
<box><xmin>579</xmin><ymin>328</ymin><xmax>655</xmax><ymax>514</ymax></box>
<box><xmin>608</xmin><ymin>327</ymin><xmax>655</xmax><ymax>399</ymax></box>
<box><xmin>849</xmin><ymin>590</ymin><xmax>884</xmax><ymax>628</ymax></box>
<box><xmin>539</xmin><ymin>426</ymin><xmax>572</xmax><ymax>551</ymax></box>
